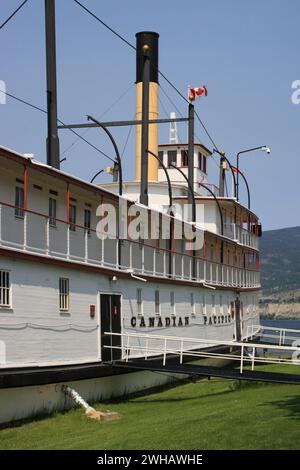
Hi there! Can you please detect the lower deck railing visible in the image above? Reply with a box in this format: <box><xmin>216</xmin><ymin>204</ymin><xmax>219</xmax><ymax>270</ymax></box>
<box><xmin>0</xmin><ymin>202</ymin><xmax>260</xmax><ymax>288</ymax></box>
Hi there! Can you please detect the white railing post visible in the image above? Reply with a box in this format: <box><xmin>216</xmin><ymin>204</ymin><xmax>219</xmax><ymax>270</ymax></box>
<box><xmin>145</xmin><ymin>338</ymin><xmax>149</xmax><ymax>360</ymax></box>
<box><xmin>142</xmin><ymin>244</ymin><xmax>145</xmax><ymax>274</ymax></box>
<box><xmin>189</xmin><ymin>257</ymin><xmax>192</xmax><ymax>280</ymax></box>
<box><xmin>240</xmin><ymin>345</ymin><xmax>244</xmax><ymax>374</ymax></box>
<box><xmin>129</xmin><ymin>241</ymin><xmax>132</xmax><ymax>269</ymax></box>
<box><xmin>204</xmin><ymin>261</ymin><xmax>206</xmax><ymax>282</ymax></box>
<box><xmin>67</xmin><ymin>225</ymin><xmax>70</xmax><ymax>259</ymax></box>
<box><xmin>46</xmin><ymin>217</ymin><xmax>50</xmax><ymax>255</ymax></box>
<box><xmin>163</xmin><ymin>338</ymin><xmax>167</xmax><ymax>366</ymax></box>
<box><xmin>126</xmin><ymin>334</ymin><xmax>130</xmax><ymax>362</ymax></box>
<box><xmin>84</xmin><ymin>230</ymin><xmax>88</xmax><ymax>263</ymax></box>
<box><xmin>181</xmin><ymin>255</ymin><xmax>184</xmax><ymax>279</ymax></box>
<box><xmin>173</xmin><ymin>254</ymin><xmax>176</xmax><ymax>279</ymax></box>
<box><xmin>180</xmin><ymin>340</ymin><xmax>183</xmax><ymax>364</ymax></box>
<box><xmin>251</xmin><ymin>346</ymin><xmax>255</xmax><ymax>371</ymax></box>
<box><xmin>153</xmin><ymin>248</ymin><xmax>156</xmax><ymax>275</ymax></box>
<box><xmin>23</xmin><ymin>213</ymin><xmax>27</xmax><ymax>250</ymax></box>
<box><xmin>163</xmin><ymin>251</ymin><xmax>166</xmax><ymax>277</ymax></box>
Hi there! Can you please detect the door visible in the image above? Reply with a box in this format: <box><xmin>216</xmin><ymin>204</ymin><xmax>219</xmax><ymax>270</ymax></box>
<box><xmin>100</xmin><ymin>294</ymin><xmax>122</xmax><ymax>362</ymax></box>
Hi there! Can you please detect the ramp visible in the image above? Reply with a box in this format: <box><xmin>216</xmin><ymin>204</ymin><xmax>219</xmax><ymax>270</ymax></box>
<box><xmin>104</xmin><ymin>329</ymin><xmax>300</xmax><ymax>384</ymax></box>
<box><xmin>112</xmin><ymin>359</ymin><xmax>300</xmax><ymax>385</ymax></box>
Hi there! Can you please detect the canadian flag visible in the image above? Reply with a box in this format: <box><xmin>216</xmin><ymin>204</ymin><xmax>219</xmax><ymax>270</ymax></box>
<box><xmin>188</xmin><ymin>86</ymin><xmax>208</xmax><ymax>102</ymax></box>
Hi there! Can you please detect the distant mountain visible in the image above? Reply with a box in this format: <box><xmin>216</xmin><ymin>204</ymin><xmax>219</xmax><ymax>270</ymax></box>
<box><xmin>260</xmin><ymin>226</ymin><xmax>300</xmax><ymax>294</ymax></box>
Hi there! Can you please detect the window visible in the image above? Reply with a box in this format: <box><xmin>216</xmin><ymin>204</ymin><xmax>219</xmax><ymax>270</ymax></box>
<box><xmin>212</xmin><ymin>294</ymin><xmax>215</xmax><ymax>315</ymax></box>
<box><xmin>181</xmin><ymin>150</ymin><xmax>188</xmax><ymax>167</ymax></box>
<box><xmin>0</xmin><ymin>270</ymin><xmax>10</xmax><ymax>307</ymax></box>
<box><xmin>202</xmin><ymin>156</ymin><xmax>207</xmax><ymax>174</ymax></box>
<box><xmin>170</xmin><ymin>291</ymin><xmax>175</xmax><ymax>316</ymax></box>
<box><xmin>49</xmin><ymin>197</ymin><xmax>57</xmax><ymax>227</ymax></box>
<box><xmin>198</xmin><ymin>152</ymin><xmax>202</xmax><ymax>170</ymax></box>
<box><xmin>202</xmin><ymin>294</ymin><xmax>206</xmax><ymax>315</ymax></box>
<box><xmin>227</xmin><ymin>296</ymin><xmax>231</xmax><ymax>314</ymax></box>
<box><xmin>84</xmin><ymin>209</ymin><xmax>91</xmax><ymax>235</ymax></box>
<box><xmin>69</xmin><ymin>204</ymin><xmax>76</xmax><ymax>232</ymax></box>
<box><xmin>155</xmin><ymin>290</ymin><xmax>160</xmax><ymax>314</ymax></box>
<box><xmin>191</xmin><ymin>292</ymin><xmax>195</xmax><ymax>315</ymax></box>
<box><xmin>59</xmin><ymin>278</ymin><xmax>69</xmax><ymax>311</ymax></box>
<box><xmin>167</xmin><ymin>150</ymin><xmax>177</xmax><ymax>167</ymax></box>
<box><xmin>15</xmin><ymin>186</ymin><xmax>24</xmax><ymax>218</ymax></box>
<box><xmin>158</xmin><ymin>151</ymin><xmax>164</xmax><ymax>168</ymax></box>
<box><xmin>137</xmin><ymin>288</ymin><xmax>143</xmax><ymax>315</ymax></box>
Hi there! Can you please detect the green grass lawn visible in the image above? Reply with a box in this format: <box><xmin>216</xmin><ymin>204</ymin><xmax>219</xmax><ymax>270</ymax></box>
<box><xmin>1</xmin><ymin>364</ymin><xmax>300</xmax><ymax>450</ymax></box>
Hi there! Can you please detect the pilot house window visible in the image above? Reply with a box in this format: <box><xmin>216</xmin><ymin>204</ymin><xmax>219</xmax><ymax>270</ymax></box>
<box><xmin>59</xmin><ymin>278</ymin><xmax>69</xmax><ymax>311</ymax></box>
<box><xmin>167</xmin><ymin>150</ymin><xmax>177</xmax><ymax>167</ymax></box>
<box><xmin>158</xmin><ymin>151</ymin><xmax>164</xmax><ymax>168</ymax></box>
<box><xmin>181</xmin><ymin>150</ymin><xmax>188</xmax><ymax>167</ymax></box>
<box><xmin>0</xmin><ymin>271</ymin><xmax>10</xmax><ymax>307</ymax></box>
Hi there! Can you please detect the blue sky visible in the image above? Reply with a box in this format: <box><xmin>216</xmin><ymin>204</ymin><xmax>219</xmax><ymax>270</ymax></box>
<box><xmin>1</xmin><ymin>0</ymin><xmax>299</xmax><ymax>230</ymax></box>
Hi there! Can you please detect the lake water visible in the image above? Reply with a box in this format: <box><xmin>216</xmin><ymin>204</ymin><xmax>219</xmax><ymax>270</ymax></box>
<box><xmin>261</xmin><ymin>319</ymin><xmax>300</xmax><ymax>330</ymax></box>
<box><xmin>258</xmin><ymin>319</ymin><xmax>300</xmax><ymax>354</ymax></box>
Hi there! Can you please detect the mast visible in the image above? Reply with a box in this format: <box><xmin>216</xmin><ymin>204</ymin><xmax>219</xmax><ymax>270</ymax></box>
<box><xmin>45</xmin><ymin>0</ymin><xmax>60</xmax><ymax>169</ymax></box>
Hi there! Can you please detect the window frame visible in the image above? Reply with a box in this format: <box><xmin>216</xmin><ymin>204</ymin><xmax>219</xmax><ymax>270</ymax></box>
<box><xmin>167</xmin><ymin>150</ymin><xmax>177</xmax><ymax>168</ymax></box>
<box><xmin>155</xmin><ymin>289</ymin><xmax>160</xmax><ymax>315</ymax></box>
<box><xmin>191</xmin><ymin>292</ymin><xmax>196</xmax><ymax>316</ymax></box>
<box><xmin>49</xmin><ymin>197</ymin><xmax>57</xmax><ymax>227</ymax></box>
<box><xmin>158</xmin><ymin>151</ymin><xmax>164</xmax><ymax>168</ymax></box>
<box><xmin>170</xmin><ymin>291</ymin><xmax>176</xmax><ymax>316</ymax></box>
<box><xmin>84</xmin><ymin>208</ymin><xmax>91</xmax><ymax>235</ymax></box>
<box><xmin>181</xmin><ymin>150</ymin><xmax>188</xmax><ymax>167</ymax></box>
<box><xmin>15</xmin><ymin>186</ymin><xmax>24</xmax><ymax>218</ymax></box>
<box><xmin>59</xmin><ymin>277</ymin><xmax>69</xmax><ymax>311</ymax></box>
<box><xmin>137</xmin><ymin>288</ymin><xmax>143</xmax><ymax>316</ymax></box>
<box><xmin>0</xmin><ymin>270</ymin><xmax>11</xmax><ymax>308</ymax></box>
<box><xmin>69</xmin><ymin>204</ymin><xmax>77</xmax><ymax>232</ymax></box>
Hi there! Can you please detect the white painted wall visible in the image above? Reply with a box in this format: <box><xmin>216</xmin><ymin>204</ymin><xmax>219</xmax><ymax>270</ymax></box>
<box><xmin>0</xmin><ymin>254</ymin><xmax>259</xmax><ymax>367</ymax></box>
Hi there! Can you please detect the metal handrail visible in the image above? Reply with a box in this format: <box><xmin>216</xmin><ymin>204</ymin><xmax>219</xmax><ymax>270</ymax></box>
<box><xmin>104</xmin><ymin>330</ymin><xmax>300</xmax><ymax>374</ymax></box>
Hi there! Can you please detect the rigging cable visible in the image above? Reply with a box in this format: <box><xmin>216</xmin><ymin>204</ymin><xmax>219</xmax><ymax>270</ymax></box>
<box><xmin>73</xmin><ymin>0</ymin><xmax>189</xmax><ymax>105</ymax></box>
<box><xmin>0</xmin><ymin>0</ymin><xmax>29</xmax><ymax>31</ymax></box>
<box><xmin>0</xmin><ymin>89</ymin><xmax>115</xmax><ymax>163</ymax></box>
<box><xmin>61</xmin><ymin>82</ymin><xmax>135</xmax><ymax>157</ymax></box>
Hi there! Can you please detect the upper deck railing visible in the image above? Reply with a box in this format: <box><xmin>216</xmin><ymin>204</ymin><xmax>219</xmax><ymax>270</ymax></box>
<box><xmin>0</xmin><ymin>201</ymin><xmax>260</xmax><ymax>289</ymax></box>
<box><xmin>221</xmin><ymin>223</ymin><xmax>259</xmax><ymax>250</ymax></box>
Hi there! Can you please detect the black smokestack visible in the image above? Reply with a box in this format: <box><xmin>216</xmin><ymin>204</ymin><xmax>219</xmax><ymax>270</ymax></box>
<box><xmin>136</xmin><ymin>31</ymin><xmax>159</xmax><ymax>84</ymax></box>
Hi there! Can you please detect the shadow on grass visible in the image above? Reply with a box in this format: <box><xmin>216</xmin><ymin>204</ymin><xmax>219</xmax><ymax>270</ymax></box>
<box><xmin>261</xmin><ymin>395</ymin><xmax>300</xmax><ymax>420</ymax></box>
<box><xmin>129</xmin><ymin>387</ymin><xmax>238</xmax><ymax>404</ymax></box>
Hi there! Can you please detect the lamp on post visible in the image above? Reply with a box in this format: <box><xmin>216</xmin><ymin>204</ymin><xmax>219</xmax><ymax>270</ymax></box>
<box><xmin>236</xmin><ymin>146</ymin><xmax>270</xmax><ymax>201</ymax></box>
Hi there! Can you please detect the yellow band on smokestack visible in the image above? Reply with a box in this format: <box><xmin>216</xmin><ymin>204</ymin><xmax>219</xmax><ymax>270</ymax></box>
<box><xmin>135</xmin><ymin>31</ymin><xmax>159</xmax><ymax>183</ymax></box>
<box><xmin>135</xmin><ymin>82</ymin><xmax>159</xmax><ymax>181</ymax></box>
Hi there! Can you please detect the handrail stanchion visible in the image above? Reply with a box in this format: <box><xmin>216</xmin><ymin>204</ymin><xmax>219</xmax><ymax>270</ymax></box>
<box><xmin>46</xmin><ymin>217</ymin><xmax>50</xmax><ymax>255</ymax></box>
<box><xmin>252</xmin><ymin>346</ymin><xmax>255</xmax><ymax>371</ymax></box>
<box><xmin>163</xmin><ymin>338</ymin><xmax>167</xmax><ymax>366</ymax></box>
<box><xmin>145</xmin><ymin>338</ymin><xmax>149</xmax><ymax>360</ymax></box>
<box><xmin>126</xmin><ymin>334</ymin><xmax>130</xmax><ymax>362</ymax></box>
<box><xmin>240</xmin><ymin>344</ymin><xmax>244</xmax><ymax>374</ymax></box>
<box><xmin>180</xmin><ymin>340</ymin><xmax>184</xmax><ymax>364</ymax></box>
